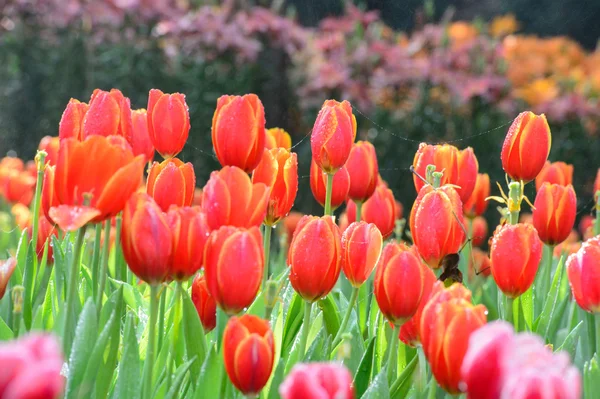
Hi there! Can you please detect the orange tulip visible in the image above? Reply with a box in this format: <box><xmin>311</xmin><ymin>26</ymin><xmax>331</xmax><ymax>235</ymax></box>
<box><xmin>345</xmin><ymin>141</ymin><xmax>379</xmax><ymax>202</ymax></box>
<box><xmin>399</xmin><ymin>260</ymin><xmax>437</xmax><ymax>346</ymax></box>
<box><xmin>212</xmin><ymin>94</ymin><xmax>266</xmax><ymax>172</ymax></box>
<box><xmin>58</xmin><ymin>98</ymin><xmax>88</xmax><ymax>140</ymax></box>
<box><xmin>288</xmin><ymin>216</ymin><xmax>342</xmax><ymax>302</ymax></box>
<box><xmin>191</xmin><ymin>274</ymin><xmax>217</xmax><ymax>332</ymax></box>
<box><xmin>38</xmin><ymin>136</ymin><xmax>60</xmax><ymax>166</ymax></box>
<box><xmin>202</xmin><ymin>166</ymin><xmax>270</xmax><ymax>230</ymax></box>
<box><xmin>471</xmin><ymin>216</ymin><xmax>488</xmax><ymax>247</ymax></box>
<box><xmin>463</xmin><ymin>173</ymin><xmax>490</xmax><ymax>218</ymax></box>
<box><xmin>346</xmin><ymin>183</ymin><xmax>397</xmax><ymax>238</ymax></box>
<box><xmin>311</xmin><ymin>100</ymin><xmax>356</xmax><ymax>174</ymax></box>
<box><xmin>533</xmin><ymin>183</ymin><xmax>577</xmax><ymax>245</ymax></box>
<box><xmin>281</xmin><ymin>211</ymin><xmax>304</xmax><ymax>244</ymax></box>
<box><xmin>41</xmin><ymin>166</ymin><xmax>59</xmax><ymax>224</ymax></box>
<box><xmin>223</xmin><ymin>315</ymin><xmax>274</xmax><ymax>396</ymax></box>
<box><xmin>265</xmin><ymin>127</ymin><xmax>292</xmax><ymax>150</ymax></box>
<box><xmin>310</xmin><ymin>160</ymin><xmax>350</xmax><ymax>211</ymax></box>
<box><xmin>490</xmin><ymin>223</ymin><xmax>543</xmax><ymax>298</ymax></box>
<box><xmin>374</xmin><ymin>242</ymin><xmax>424</xmax><ymax>325</ymax></box>
<box><xmin>34</xmin><ymin>215</ymin><xmax>58</xmax><ymax>262</ymax></box>
<box><xmin>501</xmin><ymin>111</ymin><xmax>551</xmax><ymax>182</ymax></box>
<box><xmin>468</xmin><ymin>248</ymin><xmax>492</xmax><ymax>281</ymax></box>
<box><xmin>204</xmin><ymin>226</ymin><xmax>263</xmax><ymax>314</ymax></box>
<box><xmin>3</xmin><ymin>169</ymin><xmax>35</xmax><ymax>206</ymax></box>
<box><xmin>147</xmin><ymin>89</ymin><xmax>190</xmax><ymax>158</ymax></box>
<box><xmin>121</xmin><ymin>193</ymin><xmax>172</xmax><ymax>284</ymax></box>
<box><xmin>252</xmin><ymin>148</ymin><xmax>298</xmax><ymax>226</ymax></box>
<box><xmin>412</xmin><ymin>143</ymin><xmax>478</xmax><ymax>203</ymax></box>
<box><xmin>146</xmin><ymin>158</ymin><xmax>195</xmax><ymax>212</ymax></box>
<box><xmin>11</xmin><ymin>203</ymin><xmax>31</xmax><ymax>231</ymax></box>
<box><xmin>535</xmin><ymin>161</ymin><xmax>573</xmax><ymax>191</ymax></box>
<box><xmin>567</xmin><ymin>236</ymin><xmax>600</xmax><ymax>313</ymax></box>
<box><xmin>130</xmin><ymin>109</ymin><xmax>155</xmax><ymax>163</ymax></box>
<box><xmin>341</xmin><ymin>222</ymin><xmax>383</xmax><ymax>287</ymax></box>
<box><xmin>166</xmin><ymin>207</ymin><xmax>210</xmax><ymax>281</ymax></box>
<box><xmin>0</xmin><ymin>258</ymin><xmax>17</xmax><ymax>300</ymax></box>
<box><xmin>83</xmin><ymin>89</ymin><xmax>133</xmax><ymax>140</ymax></box>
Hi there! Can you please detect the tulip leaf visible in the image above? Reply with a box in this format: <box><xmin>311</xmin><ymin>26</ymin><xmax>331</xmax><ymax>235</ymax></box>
<box><xmin>42</xmin><ymin>279</ymin><xmax>54</xmax><ymax>330</ymax></box>
<box><xmin>247</xmin><ymin>289</ymin><xmax>265</xmax><ymax>317</ymax></box>
<box><xmin>182</xmin><ymin>289</ymin><xmax>207</xmax><ymax>382</ymax></box>
<box><xmin>13</xmin><ymin>229</ymin><xmax>28</xmax><ymax>286</ymax></box>
<box><xmin>343</xmin><ymin>326</ymin><xmax>367</xmax><ymax>375</ymax></box>
<box><xmin>534</xmin><ymin>256</ymin><xmax>565</xmax><ymax>339</ymax></box>
<box><xmin>108</xmin><ymin>277</ymin><xmax>144</xmax><ymax>313</ymax></box>
<box><xmin>520</xmin><ymin>286</ymin><xmax>534</xmax><ymax>331</ymax></box>
<box><xmin>358</xmin><ymin>281</ymin><xmax>371</xmax><ymax>336</ymax></box>
<box><xmin>22</xmin><ymin>242</ymin><xmax>34</xmax><ymax>330</ymax></box>
<box><xmin>317</xmin><ymin>294</ymin><xmax>341</xmax><ymax>338</ymax></box>
<box><xmin>390</xmin><ymin>354</ymin><xmax>418</xmax><ymax>399</ymax></box>
<box><xmin>115</xmin><ymin>313</ymin><xmax>141</xmax><ymax>399</ymax></box>
<box><xmin>547</xmin><ymin>294</ymin><xmax>570</xmax><ymax>344</ymax></box>
<box><xmin>282</xmin><ymin>293</ymin><xmax>303</xmax><ymax>355</ymax></box>
<box><xmin>354</xmin><ymin>336</ymin><xmax>376</xmax><ymax>398</ymax></box>
<box><xmin>305</xmin><ymin>329</ymin><xmax>329</xmax><ymax>362</ymax></box>
<box><xmin>361</xmin><ymin>370</ymin><xmax>390</xmax><ymax>399</ymax></box>
<box><xmin>193</xmin><ymin>344</ymin><xmax>220</xmax><ymax>399</ymax></box>
<box><xmin>557</xmin><ymin>321</ymin><xmax>583</xmax><ymax>361</ymax></box>
<box><xmin>584</xmin><ymin>354</ymin><xmax>600</xmax><ymax>399</ymax></box>
<box><xmin>267</xmin><ymin>360</ymin><xmax>285</xmax><ymax>399</ymax></box>
<box><xmin>0</xmin><ymin>316</ymin><xmax>12</xmax><ymax>340</ymax></box>
<box><xmin>65</xmin><ymin>299</ymin><xmax>98</xmax><ymax>399</ymax></box>
<box><xmin>369</xmin><ymin>297</ymin><xmax>381</xmax><ymax>339</ymax></box>
<box><xmin>51</xmin><ymin>235</ymin><xmax>66</xmax><ymax>302</ymax></box>
<box><xmin>95</xmin><ymin>287</ymin><xmax>124</xmax><ymax>399</ymax></box>
<box><xmin>164</xmin><ymin>357</ymin><xmax>197</xmax><ymax>399</ymax></box>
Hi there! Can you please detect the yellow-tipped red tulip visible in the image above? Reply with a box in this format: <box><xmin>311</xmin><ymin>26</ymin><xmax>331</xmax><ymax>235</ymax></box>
<box><xmin>535</xmin><ymin>161</ymin><xmax>573</xmax><ymax>191</ymax></box>
<box><xmin>346</xmin><ymin>141</ymin><xmax>379</xmax><ymax>203</ymax></box>
<box><xmin>147</xmin><ymin>89</ymin><xmax>190</xmax><ymax>159</ymax></box>
<box><xmin>341</xmin><ymin>221</ymin><xmax>383</xmax><ymax>287</ymax></box>
<box><xmin>147</xmin><ymin>158</ymin><xmax>195</xmax><ymax>212</ymax></box>
<box><xmin>567</xmin><ymin>237</ymin><xmax>600</xmax><ymax>313</ymax></box>
<box><xmin>533</xmin><ymin>183</ymin><xmax>577</xmax><ymax>245</ymax></box>
<box><xmin>463</xmin><ymin>173</ymin><xmax>490</xmax><ymax>218</ymax></box>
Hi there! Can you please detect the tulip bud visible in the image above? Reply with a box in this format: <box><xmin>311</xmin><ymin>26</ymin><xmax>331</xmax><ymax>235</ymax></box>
<box><xmin>347</xmin><ymin>183</ymin><xmax>397</xmax><ymax>238</ymax></box>
<box><xmin>288</xmin><ymin>216</ymin><xmax>342</xmax><ymax>302</ymax></box>
<box><xmin>535</xmin><ymin>161</ymin><xmax>573</xmax><ymax>191</ymax></box>
<box><xmin>265</xmin><ymin>127</ymin><xmax>292</xmax><ymax>150</ymax></box>
<box><xmin>59</xmin><ymin>98</ymin><xmax>88</xmax><ymax>140</ymax></box>
<box><xmin>83</xmin><ymin>89</ymin><xmax>133</xmax><ymax>140</ymax></box>
<box><xmin>280</xmin><ymin>363</ymin><xmax>355</xmax><ymax>399</ymax></box>
<box><xmin>532</xmin><ymin>183</ymin><xmax>577</xmax><ymax>246</ymax></box>
<box><xmin>0</xmin><ymin>257</ymin><xmax>16</xmax><ymax>300</ymax></box>
<box><xmin>501</xmin><ymin>111</ymin><xmax>551</xmax><ymax>182</ymax></box>
<box><xmin>567</xmin><ymin>237</ymin><xmax>600</xmax><ymax>313</ymax></box>
<box><xmin>38</xmin><ymin>136</ymin><xmax>60</xmax><ymax>166</ymax></box>
<box><xmin>311</xmin><ymin>100</ymin><xmax>356</xmax><ymax>174</ymax></box>
<box><xmin>471</xmin><ymin>216</ymin><xmax>488</xmax><ymax>247</ymax></box>
<box><xmin>223</xmin><ymin>315</ymin><xmax>274</xmax><ymax>396</ymax></box>
<box><xmin>130</xmin><ymin>109</ymin><xmax>155</xmax><ymax>163</ymax></box>
<box><xmin>310</xmin><ymin>160</ymin><xmax>350</xmax><ymax>211</ymax></box>
<box><xmin>147</xmin><ymin>89</ymin><xmax>190</xmax><ymax>158</ymax></box>
<box><xmin>341</xmin><ymin>222</ymin><xmax>383</xmax><ymax>287</ymax></box>
<box><xmin>167</xmin><ymin>207</ymin><xmax>210</xmax><ymax>281</ymax></box>
<box><xmin>204</xmin><ymin>226</ymin><xmax>263</xmax><ymax>314</ymax></box>
<box><xmin>490</xmin><ymin>223</ymin><xmax>543</xmax><ymax>298</ymax></box>
<box><xmin>212</xmin><ymin>94</ymin><xmax>266</xmax><ymax>172</ymax></box>
<box><xmin>191</xmin><ymin>274</ymin><xmax>216</xmax><ymax>332</ymax></box>
<box><xmin>463</xmin><ymin>173</ymin><xmax>490</xmax><ymax>218</ymax></box>
<box><xmin>346</xmin><ymin>141</ymin><xmax>379</xmax><ymax>202</ymax></box>
<box><xmin>147</xmin><ymin>158</ymin><xmax>195</xmax><ymax>212</ymax></box>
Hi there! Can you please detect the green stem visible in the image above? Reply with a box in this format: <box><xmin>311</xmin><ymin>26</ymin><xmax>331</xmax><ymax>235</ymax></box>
<box><xmin>114</xmin><ymin>213</ymin><xmax>126</xmax><ymax>282</ymax></box>
<box><xmin>595</xmin><ymin>192</ymin><xmax>600</xmax><ymax>236</ymax></box>
<box><xmin>13</xmin><ymin>313</ymin><xmax>21</xmax><ymax>338</ymax></box>
<box><xmin>142</xmin><ymin>285</ymin><xmax>160</xmax><ymax>399</ymax></box>
<box><xmin>95</xmin><ymin>220</ymin><xmax>111</xmax><ymax>316</ymax></box>
<box><xmin>504</xmin><ymin>295</ymin><xmax>514</xmax><ymax>324</ymax></box>
<box><xmin>63</xmin><ymin>224</ymin><xmax>88</xmax><ymax>356</ymax></box>
<box><xmin>595</xmin><ymin>314</ymin><xmax>600</xmax><ymax>357</ymax></box>
<box><xmin>157</xmin><ymin>287</ymin><xmax>166</xmax><ymax>353</ymax></box>
<box><xmin>298</xmin><ymin>301</ymin><xmax>313</xmax><ymax>359</ymax></box>
<box><xmin>90</xmin><ymin>223</ymin><xmax>103</xmax><ymax>302</ymax></box>
<box><xmin>386</xmin><ymin>326</ymin><xmax>399</xmax><ymax>383</ymax></box>
<box><xmin>262</xmin><ymin>225</ymin><xmax>272</xmax><ymax>290</ymax></box>
<box><xmin>219</xmin><ymin>363</ymin><xmax>229</xmax><ymax>398</ymax></box>
<box><xmin>543</xmin><ymin>244</ymin><xmax>554</xmax><ymax>299</ymax></box>
<box><xmin>30</xmin><ymin>151</ymin><xmax>46</xmax><ymax>271</ymax></box>
<box><xmin>33</xmin><ymin>263</ymin><xmax>52</xmax><ymax>309</ymax></box>
<box><xmin>586</xmin><ymin>312</ymin><xmax>597</xmax><ymax>357</ymax></box>
<box><xmin>507</xmin><ymin>180</ymin><xmax>522</xmax><ymax>225</ymax></box>
<box><xmin>355</xmin><ymin>200</ymin><xmax>363</xmax><ymax>222</ymax></box>
<box><xmin>324</xmin><ymin>172</ymin><xmax>334</xmax><ymax>216</ymax></box>
<box><xmin>167</xmin><ymin>282</ymin><xmax>183</xmax><ymax>386</ymax></box>
<box><xmin>332</xmin><ymin>287</ymin><xmax>359</xmax><ymax>347</ymax></box>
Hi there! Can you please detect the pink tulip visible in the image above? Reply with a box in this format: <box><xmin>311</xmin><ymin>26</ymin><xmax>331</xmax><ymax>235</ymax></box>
<box><xmin>280</xmin><ymin>363</ymin><xmax>355</xmax><ymax>399</ymax></box>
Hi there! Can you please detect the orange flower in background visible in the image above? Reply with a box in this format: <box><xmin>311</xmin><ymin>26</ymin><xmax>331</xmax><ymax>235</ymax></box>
<box><xmin>130</xmin><ymin>109</ymin><xmax>155</xmax><ymax>163</ymax></box>
<box><xmin>567</xmin><ymin>237</ymin><xmax>600</xmax><ymax>313</ymax></box>
<box><xmin>399</xmin><ymin>258</ymin><xmax>436</xmax><ymax>346</ymax></box>
<box><xmin>410</xmin><ymin>184</ymin><xmax>466</xmax><ymax>269</ymax></box>
<box><xmin>489</xmin><ymin>14</ymin><xmax>519</xmax><ymax>38</ymax></box>
<box><xmin>501</xmin><ymin>111</ymin><xmax>551</xmax><ymax>182</ymax></box>
<box><xmin>41</xmin><ymin>165</ymin><xmax>59</xmax><ymax>224</ymax></box>
<box><xmin>2</xmin><ymin>169</ymin><xmax>35</xmax><ymax>206</ymax></box>
<box><xmin>51</xmin><ymin>135</ymin><xmax>145</xmax><ymax>231</ymax></box>
<box><xmin>288</xmin><ymin>216</ymin><xmax>342</xmax><ymax>302</ymax></box>
<box><xmin>554</xmin><ymin>231</ymin><xmax>581</xmax><ymax>257</ymax></box>
<box><xmin>310</xmin><ymin>160</ymin><xmax>350</xmax><ymax>210</ymax></box>
<box><xmin>212</xmin><ymin>94</ymin><xmax>265</xmax><ymax>172</ymax></box>
<box><xmin>311</xmin><ymin>99</ymin><xmax>356</xmax><ymax>174</ymax></box>
<box><xmin>535</xmin><ymin>161</ymin><xmax>573</xmax><ymax>191</ymax></box>
<box><xmin>265</xmin><ymin>127</ymin><xmax>292</xmax><ymax>150</ymax></box>
<box><xmin>58</xmin><ymin>98</ymin><xmax>88</xmax><ymax>140</ymax></box>
<box><xmin>468</xmin><ymin>248</ymin><xmax>492</xmax><ymax>281</ymax></box>
<box><xmin>515</xmin><ymin>78</ymin><xmax>559</xmax><ymax>107</ymax></box>
<box><xmin>223</xmin><ymin>315</ymin><xmax>274</xmax><ymax>396</ymax></box>
<box><xmin>202</xmin><ymin>166</ymin><xmax>270</xmax><ymax>230</ymax></box>
<box><xmin>448</xmin><ymin>21</ymin><xmax>478</xmax><ymax>49</ymax></box>
<box><xmin>281</xmin><ymin>211</ymin><xmax>304</xmax><ymax>244</ymax></box>
<box><xmin>464</xmin><ymin>173</ymin><xmax>490</xmax><ymax>218</ymax></box>
<box><xmin>83</xmin><ymin>89</ymin><xmax>133</xmax><ymax>140</ymax></box>
<box><xmin>490</xmin><ymin>223</ymin><xmax>543</xmax><ymax>298</ymax></box>
<box><xmin>420</xmin><ymin>283</ymin><xmax>487</xmax><ymax>394</ymax></box>
<box><xmin>0</xmin><ymin>258</ymin><xmax>17</xmax><ymax>300</ymax></box>
<box><xmin>38</xmin><ymin>136</ymin><xmax>60</xmax><ymax>166</ymax></box>
<box><xmin>519</xmin><ymin>212</ymin><xmax>533</xmax><ymax>225</ymax></box>
<box><xmin>341</xmin><ymin>221</ymin><xmax>383</xmax><ymax>287</ymax></box>
<box><xmin>412</xmin><ymin>143</ymin><xmax>478</xmax><ymax>203</ymax></box>
<box><xmin>204</xmin><ymin>226</ymin><xmax>263</xmax><ymax>314</ymax></box>
<box><xmin>11</xmin><ymin>203</ymin><xmax>31</xmax><ymax>231</ymax></box>
<box><xmin>121</xmin><ymin>193</ymin><xmax>172</xmax><ymax>285</ymax></box>
<box><xmin>345</xmin><ymin>141</ymin><xmax>379</xmax><ymax>203</ymax></box>
<box><xmin>347</xmin><ymin>183</ymin><xmax>397</xmax><ymax>238</ymax></box>
<box><xmin>147</xmin><ymin>158</ymin><xmax>195</xmax><ymax>212</ymax></box>
<box><xmin>166</xmin><ymin>207</ymin><xmax>210</xmax><ymax>281</ymax></box>
<box><xmin>471</xmin><ymin>216</ymin><xmax>488</xmax><ymax>247</ymax></box>
<box><xmin>191</xmin><ymin>274</ymin><xmax>217</xmax><ymax>332</ymax></box>
<box><xmin>533</xmin><ymin>183</ymin><xmax>577</xmax><ymax>245</ymax></box>
<box><xmin>579</xmin><ymin>215</ymin><xmax>594</xmax><ymax>241</ymax></box>
<box><xmin>395</xmin><ymin>200</ymin><xmax>404</xmax><ymax>220</ymax></box>
<box><xmin>374</xmin><ymin>242</ymin><xmax>424</xmax><ymax>325</ymax></box>
<box><xmin>252</xmin><ymin>148</ymin><xmax>298</xmax><ymax>226</ymax></box>
<box><xmin>147</xmin><ymin>89</ymin><xmax>190</xmax><ymax>159</ymax></box>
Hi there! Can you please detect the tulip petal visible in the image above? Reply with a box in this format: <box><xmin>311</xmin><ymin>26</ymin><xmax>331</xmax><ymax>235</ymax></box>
<box><xmin>49</xmin><ymin>205</ymin><xmax>101</xmax><ymax>232</ymax></box>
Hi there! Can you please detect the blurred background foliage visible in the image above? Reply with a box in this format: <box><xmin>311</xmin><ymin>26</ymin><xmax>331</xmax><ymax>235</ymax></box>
<box><xmin>1</xmin><ymin>0</ymin><xmax>599</xmax><ymax>222</ymax></box>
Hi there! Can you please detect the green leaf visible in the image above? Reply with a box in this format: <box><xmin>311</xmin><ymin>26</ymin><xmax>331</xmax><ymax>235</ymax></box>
<box><xmin>317</xmin><ymin>294</ymin><xmax>341</xmax><ymax>338</ymax></box>
<box><xmin>584</xmin><ymin>354</ymin><xmax>600</xmax><ymax>399</ymax></box>
<box><xmin>361</xmin><ymin>370</ymin><xmax>390</xmax><ymax>399</ymax></box>
<box><xmin>41</xmin><ymin>278</ymin><xmax>54</xmax><ymax>330</ymax></box>
<box><xmin>108</xmin><ymin>277</ymin><xmax>144</xmax><ymax>312</ymax></box>
<box><xmin>95</xmin><ymin>287</ymin><xmax>124</xmax><ymax>399</ymax></box>
<box><xmin>115</xmin><ymin>313</ymin><xmax>141</xmax><ymax>399</ymax></box>
<box><xmin>368</xmin><ymin>297</ymin><xmax>381</xmax><ymax>340</ymax></box>
<box><xmin>0</xmin><ymin>316</ymin><xmax>13</xmax><ymax>340</ymax></box>
<box><xmin>22</xmin><ymin>243</ymin><xmax>34</xmax><ymax>330</ymax></box>
<box><xmin>51</xmin><ymin>235</ymin><xmax>66</xmax><ymax>302</ymax></box>
<box><xmin>182</xmin><ymin>289</ymin><xmax>207</xmax><ymax>382</ymax></box>
<box><xmin>193</xmin><ymin>344</ymin><xmax>220</xmax><ymax>399</ymax></box>
<box><xmin>13</xmin><ymin>229</ymin><xmax>28</xmax><ymax>286</ymax></box>
<box><xmin>267</xmin><ymin>360</ymin><xmax>285</xmax><ymax>399</ymax></box>
<box><xmin>535</xmin><ymin>257</ymin><xmax>565</xmax><ymax>339</ymax></box>
<box><xmin>547</xmin><ymin>295</ymin><xmax>570</xmax><ymax>344</ymax></box>
<box><xmin>305</xmin><ymin>329</ymin><xmax>329</xmax><ymax>362</ymax></box>
<box><xmin>557</xmin><ymin>321</ymin><xmax>583</xmax><ymax>361</ymax></box>
<box><xmin>358</xmin><ymin>282</ymin><xmax>370</xmax><ymax>336</ymax></box>
<box><xmin>390</xmin><ymin>355</ymin><xmax>418</xmax><ymax>399</ymax></box>
<box><xmin>354</xmin><ymin>337</ymin><xmax>376</xmax><ymax>398</ymax></box>
<box><xmin>282</xmin><ymin>293</ymin><xmax>303</xmax><ymax>355</ymax></box>
<box><xmin>520</xmin><ymin>286</ymin><xmax>533</xmax><ymax>331</ymax></box>
<box><xmin>65</xmin><ymin>299</ymin><xmax>98</xmax><ymax>399</ymax></box>
<box><xmin>247</xmin><ymin>289</ymin><xmax>265</xmax><ymax>317</ymax></box>
<box><xmin>164</xmin><ymin>357</ymin><xmax>197</xmax><ymax>399</ymax></box>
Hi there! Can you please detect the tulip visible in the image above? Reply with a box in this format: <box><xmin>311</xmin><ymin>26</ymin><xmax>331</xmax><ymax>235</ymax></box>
<box><xmin>38</xmin><ymin>136</ymin><xmax>60</xmax><ymax>166</ymax></box>
<box><xmin>3</xmin><ymin>169</ymin><xmax>35</xmax><ymax>206</ymax></box>
<box><xmin>147</xmin><ymin>89</ymin><xmax>190</xmax><ymax>158</ymax></box>
<box><xmin>265</xmin><ymin>127</ymin><xmax>292</xmax><ymax>150</ymax></box>
<box><xmin>121</xmin><ymin>193</ymin><xmax>172</xmax><ymax>285</ymax></box>
<box><xmin>412</xmin><ymin>143</ymin><xmax>478</xmax><ymax>203</ymax></box>
<box><xmin>11</xmin><ymin>203</ymin><xmax>30</xmax><ymax>231</ymax></box>
<box><xmin>535</xmin><ymin>161</ymin><xmax>573</xmax><ymax>191</ymax></box>
<box><xmin>223</xmin><ymin>315</ymin><xmax>274</xmax><ymax>396</ymax></box>
<box><xmin>579</xmin><ymin>215</ymin><xmax>594</xmax><ymax>240</ymax></box>
<box><xmin>41</xmin><ymin>165</ymin><xmax>59</xmax><ymax>224</ymax></box>
<box><xmin>490</xmin><ymin>223</ymin><xmax>543</xmax><ymax>298</ymax></box>
<box><xmin>130</xmin><ymin>109</ymin><xmax>155</xmax><ymax>162</ymax></box>
<box><xmin>212</xmin><ymin>94</ymin><xmax>265</xmax><ymax>172</ymax></box>
<box><xmin>191</xmin><ymin>274</ymin><xmax>217</xmax><ymax>332</ymax></box>
<box><xmin>147</xmin><ymin>158</ymin><xmax>195</xmax><ymax>212</ymax></box>
<box><xmin>204</xmin><ymin>226</ymin><xmax>263</xmax><ymax>314</ymax></box>
<box><xmin>202</xmin><ymin>166</ymin><xmax>270</xmax><ymax>230</ymax></box>
<box><xmin>501</xmin><ymin>111</ymin><xmax>551</xmax><ymax>182</ymax></box>
<box><xmin>288</xmin><ymin>216</ymin><xmax>342</xmax><ymax>302</ymax></box>
<box><xmin>471</xmin><ymin>216</ymin><xmax>488</xmax><ymax>247</ymax></box>
<box><xmin>58</xmin><ymin>98</ymin><xmax>88</xmax><ymax>140</ymax></box>
<box><xmin>347</xmin><ymin>184</ymin><xmax>397</xmax><ymax>238</ymax></box>
<box><xmin>532</xmin><ymin>183</ymin><xmax>577</xmax><ymax>245</ymax></box>
<box><xmin>310</xmin><ymin>160</ymin><xmax>350</xmax><ymax>211</ymax></box>
<box><xmin>420</xmin><ymin>283</ymin><xmax>487</xmax><ymax>394</ymax></box>
<box><xmin>167</xmin><ymin>207</ymin><xmax>210</xmax><ymax>281</ymax></box>
<box><xmin>341</xmin><ymin>222</ymin><xmax>383</xmax><ymax>287</ymax></box>
<box><xmin>280</xmin><ymin>363</ymin><xmax>355</xmax><ymax>399</ymax></box>
<box><xmin>0</xmin><ymin>257</ymin><xmax>16</xmax><ymax>300</ymax></box>
<box><xmin>410</xmin><ymin>184</ymin><xmax>466</xmax><ymax>269</ymax></box>
<box><xmin>83</xmin><ymin>89</ymin><xmax>133</xmax><ymax>140</ymax></box>
<box><xmin>346</xmin><ymin>141</ymin><xmax>379</xmax><ymax>202</ymax></box>
<box><xmin>311</xmin><ymin>99</ymin><xmax>356</xmax><ymax>174</ymax></box>
<box><xmin>395</xmin><ymin>200</ymin><xmax>404</xmax><ymax>220</ymax></box>
<box><xmin>252</xmin><ymin>148</ymin><xmax>298</xmax><ymax>226</ymax></box>
<box><xmin>567</xmin><ymin>237</ymin><xmax>600</xmax><ymax>313</ymax></box>
<box><xmin>463</xmin><ymin>173</ymin><xmax>490</xmax><ymax>218</ymax></box>
<box><xmin>468</xmin><ymin>248</ymin><xmax>492</xmax><ymax>281</ymax></box>
<box><xmin>281</xmin><ymin>211</ymin><xmax>303</xmax><ymax>244</ymax></box>
<box><xmin>34</xmin><ymin>215</ymin><xmax>58</xmax><ymax>262</ymax></box>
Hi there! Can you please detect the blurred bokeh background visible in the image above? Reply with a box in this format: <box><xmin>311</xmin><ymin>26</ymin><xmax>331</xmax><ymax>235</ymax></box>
<box><xmin>1</xmin><ymin>0</ymin><xmax>600</xmax><ymax>221</ymax></box>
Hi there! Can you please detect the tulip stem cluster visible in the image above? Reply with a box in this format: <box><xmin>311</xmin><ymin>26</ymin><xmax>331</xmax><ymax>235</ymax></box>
<box><xmin>324</xmin><ymin>173</ymin><xmax>334</xmax><ymax>216</ymax></box>
<box><xmin>142</xmin><ymin>285</ymin><xmax>160</xmax><ymax>399</ymax></box>
<box><xmin>332</xmin><ymin>287</ymin><xmax>359</xmax><ymax>347</ymax></box>
<box><xmin>262</xmin><ymin>225</ymin><xmax>272</xmax><ymax>291</ymax></box>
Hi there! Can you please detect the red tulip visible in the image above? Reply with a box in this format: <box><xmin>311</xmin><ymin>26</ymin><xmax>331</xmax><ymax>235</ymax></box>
<box><xmin>288</xmin><ymin>216</ymin><xmax>342</xmax><ymax>302</ymax></box>
<box><xmin>252</xmin><ymin>148</ymin><xmax>298</xmax><ymax>226</ymax></box>
<box><xmin>535</xmin><ymin>161</ymin><xmax>573</xmax><ymax>191</ymax></box>
<box><xmin>38</xmin><ymin>136</ymin><xmax>60</xmax><ymax>166</ymax></box>
<box><xmin>166</xmin><ymin>207</ymin><xmax>210</xmax><ymax>281</ymax></box>
<box><xmin>223</xmin><ymin>315</ymin><xmax>274</xmax><ymax>396</ymax></box>
<box><xmin>41</xmin><ymin>166</ymin><xmax>59</xmax><ymax>224</ymax></box>
<box><xmin>130</xmin><ymin>109</ymin><xmax>155</xmax><ymax>162</ymax></box>
<box><xmin>11</xmin><ymin>204</ymin><xmax>30</xmax><ymax>231</ymax></box>
<box><xmin>501</xmin><ymin>111</ymin><xmax>551</xmax><ymax>182</ymax></box>
<box><xmin>83</xmin><ymin>89</ymin><xmax>133</xmax><ymax>140</ymax></box>
<box><xmin>191</xmin><ymin>274</ymin><xmax>217</xmax><ymax>332</ymax></box>
<box><xmin>463</xmin><ymin>173</ymin><xmax>490</xmax><ymax>218</ymax></box>
<box><xmin>202</xmin><ymin>166</ymin><xmax>270</xmax><ymax>230</ymax></box>
<box><xmin>212</xmin><ymin>94</ymin><xmax>266</xmax><ymax>172</ymax></box>
<box><xmin>490</xmin><ymin>223</ymin><xmax>543</xmax><ymax>298</ymax></box>
<box><xmin>34</xmin><ymin>216</ymin><xmax>58</xmax><ymax>262</ymax></box>
<box><xmin>310</xmin><ymin>160</ymin><xmax>350</xmax><ymax>211</ymax></box>
<box><xmin>347</xmin><ymin>184</ymin><xmax>397</xmax><ymax>238</ymax></box>
<box><xmin>282</xmin><ymin>211</ymin><xmax>304</xmax><ymax>244</ymax></box>
<box><xmin>265</xmin><ymin>127</ymin><xmax>292</xmax><ymax>150</ymax></box>
<box><xmin>2</xmin><ymin>169</ymin><xmax>35</xmax><ymax>206</ymax></box>
<box><xmin>567</xmin><ymin>236</ymin><xmax>600</xmax><ymax>313</ymax></box>
<box><xmin>204</xmin><ymin>226</ymin><xmax>263</xmax><ymax>314</ymax></box>
<box><xmin>280</xmin><ymin>363</ymin><xmax>355</xmax><ymax>399</ymax></box>
<box><xmin>311</xmin><ymin>100</ymin><xmax>356</xmax><ymax>174</ymax></box>
<box><xmin>532</xmin><ymin>183</ymin><xmax>577</xmax><ymax>246</ymax></box>
<box><xmin>468</xmin><ymin>248</ymin><xmax>492</xmax><ymax>281</ymax></box>
<box><xmin>58</xmin><ymin>98</ymin><xmax>88</xmax><ymax>140</ymax></box>
<box><xmin>346</xmin><ymin>141</ymin><xmax>379</xmax><ymax>202</ymax></box>
<box><xmin>147</xmin><ymin>158</ymin><xmax>195</xmax><ymax>212</ymax></box>
<box><xmin>579</xmin><ymin>215</ymin><xmax>594</xmax><ymax>240</ymax></box>
<box><xmin>147</xmin><ymin>89</ymin><xmax>190</xmax><ymax>158</ymax></box>
<box><xmin>121</xmin><ymin>193</ymin><xmax>172</xmax><ymax>285</ymax></box>
<box><xmin>471</xmin><ymin>216</ymin><xmax>488</xmax><ymax>247</ymax></box>
<box><xmin>0</xmin><ymin>258</ymin><xmax>16</xmax><ymax>300</ymax></box>
<box><xmin>341</xmin><ymin>222</ymin><xmax>383</xmax><ymax>287</ymax></box>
